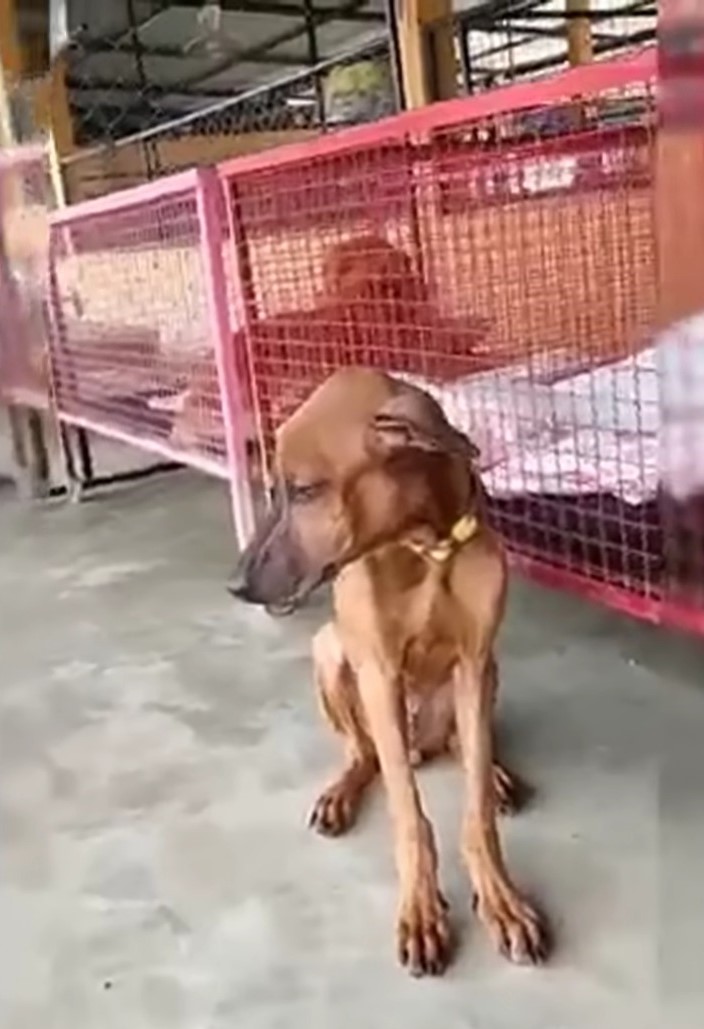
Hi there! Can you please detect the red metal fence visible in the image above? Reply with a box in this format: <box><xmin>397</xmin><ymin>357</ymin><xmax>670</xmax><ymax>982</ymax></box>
<box><xmin>27</xmin><ymin>45</ymin><xmax>704</xmax><ymax>634</ymax></box>
<box><xmin>219</xmin><ymin>47</ymin><xmax>684</xmax><ymax>629</ymax></box>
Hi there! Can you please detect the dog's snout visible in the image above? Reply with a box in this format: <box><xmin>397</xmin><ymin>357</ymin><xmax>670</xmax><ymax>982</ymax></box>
<box><xmin>227</xmin><ymin>566</ymin><xmax>251</xmax><ymax>601</ymax></box>
<box><xmin>226</xmin><ymin>503</ymin><xmax>323</xmax><ymax>612</ymax></box>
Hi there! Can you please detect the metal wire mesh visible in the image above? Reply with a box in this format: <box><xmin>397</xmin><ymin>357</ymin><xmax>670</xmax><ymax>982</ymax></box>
<box><xmin>456</xmin><ymin>0</ymin><xmax>657</xmax><ymax>92</ymax></box>
<box><xmin>47</xmin><ymin>174</ymin><xmax>229</xmax><ymax>478</ymax></box>
<box><xmin>35</xmin><ymin>43</ymin><xmax>704</xmax><ymax>632</ymax></box>
<box><xmin>220</xmin><ymin>49</ymin><xmax>682</xmax><ymax>625</ymax></box>
<box><xmin>57</xmin><ymin>1</ymin><xmax>657</xmax><ymax>205</ymax></box>
<box><xmin>62</xmin><ymin>38</ymin><xmax>395</xmax><ymax>203</ymax></box>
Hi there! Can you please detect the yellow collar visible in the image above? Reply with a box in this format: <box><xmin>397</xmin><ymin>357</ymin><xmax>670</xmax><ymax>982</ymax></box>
<box><xmin>406</xmin><ymin>513</ymin><xmax>479</xmax><ymax>564</ymax></box>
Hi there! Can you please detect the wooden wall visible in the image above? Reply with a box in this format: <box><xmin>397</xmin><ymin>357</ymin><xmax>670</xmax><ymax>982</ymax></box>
<box><xmin>63</xmin><ymin>130</ymin><xmax>318</xmax><ymax>202</ymax></box>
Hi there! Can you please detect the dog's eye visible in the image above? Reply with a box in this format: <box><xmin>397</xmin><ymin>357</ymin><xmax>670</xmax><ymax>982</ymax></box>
<box><xmin>288</xmin><ymin>480</ymin><xmax>326</xmax><ymax>504</ymax></box>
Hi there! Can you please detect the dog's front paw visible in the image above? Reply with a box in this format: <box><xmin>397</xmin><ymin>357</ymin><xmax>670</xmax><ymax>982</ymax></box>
<box><xmin>397</xmin><ymin>885</ymin><xmax>454</xmax><ymax>977</ymax></box>
<box><xmin>474</xmin><ymin>884</ymin><xmax>550</xmax><ymax>965</ymax></box>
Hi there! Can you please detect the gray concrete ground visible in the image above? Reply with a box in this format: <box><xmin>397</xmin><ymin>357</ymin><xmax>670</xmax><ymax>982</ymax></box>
<box><xmin>1</xmin><ymin>456</ymin><xmax>703</xmax><ymax>1029</ymax></box>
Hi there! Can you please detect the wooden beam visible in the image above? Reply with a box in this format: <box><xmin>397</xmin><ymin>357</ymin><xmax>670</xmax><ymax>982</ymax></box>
<box><xmin>47</xmin><ymin>54</ymin><xmax>74</xmax><ymax>156</ymax></box>
<box><xmin>566</xmin><ymin>0</ymin><xmax>593</xmax><ymax>67</ymax></box>
<box><xmin>398</xmin><ymin>0</ymin><xmax>457</xmax><ymax>109</ymax></box>
<box><xmin>0</xmin><ymin>0</ymin><xmax>22</xmax><ymax>83</ymax></box>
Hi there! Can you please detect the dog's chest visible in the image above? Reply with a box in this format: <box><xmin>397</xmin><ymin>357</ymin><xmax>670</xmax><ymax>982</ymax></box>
<box><xmin>404</xmin><ymin>679</ymin><xmax>455</xmax><ymax>766</ymax></box>
<box><xmin>402</xmin><ymin>627</ymin><xmax>455</xmax><ymax>683</ymax></box>
<box><xmin>399</xmin><ymin>619</ymin><xmax>458</xmax><ymax>765</ymax></box>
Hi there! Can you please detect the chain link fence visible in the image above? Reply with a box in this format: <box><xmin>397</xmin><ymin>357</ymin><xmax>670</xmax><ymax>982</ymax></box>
<box><xmin>455</xmin><ymin>0</ymin><xmax>657</xmax><ymax>93</ymax></box>
<box><xmin>61</xmin><ymin>36</ymin><xmax>396</xmax><ymax>203</ymax></box>
<box><xmin>55</xmin><ymin>1</ymin><xmax>656</xmax><ymax>204</ymax></box>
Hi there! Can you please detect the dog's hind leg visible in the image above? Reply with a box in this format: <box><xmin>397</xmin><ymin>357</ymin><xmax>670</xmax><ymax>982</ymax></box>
<box><xmin>485</xmin><ymin>653</ymin><xmax>533</xmax><ymax>816</ymax></box>
<box><xmin>308</xmin><ymin>623</ymin><xmax>378</xmax><ymax>837</ymax></box>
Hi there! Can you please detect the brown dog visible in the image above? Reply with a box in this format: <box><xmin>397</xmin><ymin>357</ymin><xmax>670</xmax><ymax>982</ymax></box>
<box><xmin>230</xmin><ymin>367</ymin><xmax>550</xmax><ymax>976</ymax></box>
<box><xmin>321</xmin><ymin>233</ymin><xmax>429</xmax><ymax>306</ymax></box>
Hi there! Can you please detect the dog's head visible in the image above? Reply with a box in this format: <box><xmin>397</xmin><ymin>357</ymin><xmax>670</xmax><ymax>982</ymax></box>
<box><xmin>322</xmin><ymin>235</ymin><xmax>428</xmax><ymax>305</ymax></box>
<box><xmin>229</xmin><ymin>368</ymin><xmax>479</xmax><ymax>614</ymax></box>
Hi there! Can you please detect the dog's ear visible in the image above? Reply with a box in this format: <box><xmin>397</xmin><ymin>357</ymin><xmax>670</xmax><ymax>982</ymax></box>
<box><xmin>369</xmin><ymin>384</ymin><xmax>480</xmax><ymax>461</ymax></box>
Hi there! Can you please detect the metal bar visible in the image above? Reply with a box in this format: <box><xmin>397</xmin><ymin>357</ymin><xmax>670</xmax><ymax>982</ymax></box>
<box><xmin>26</xmin><ymin>409</ymin><xmax>51</xmax><ymax>497</ymax></box>
<box><xmin>7</xmin><ymin>406</ymin><xmax>28</xmax><ymax>483</ymax></box>
<box><xmin>224</xmin><ymin>175</ymin><xmax>269</xmax><ymax>494</ymax></box>
<box><xmin>73</xmin><ymin>42</ymin><xmax>305</xmax><ymax>67</ymax></box>
<box><xmin>125</xmin><ymin>0</ymin><xmax>150</xmax><ymax>103</ymax></box>
<box><xmin>469</xmin><ymin>26</ymin><xmax>655</xmax><ymax>78</ymax></box>
<box><xmin>170</xmin><ymin>0</ymin><xmax>384</xmax><ymax>19</ymax></box>
<box><xmin>507</xmin><ymin>21</ymin><xmax>620</xmax><ymax>42</ymax></box>
<box><xmin>49</xmin><ymin>167</ymin><xmax>200</xmax><ymax>225</ymax></box>
<box><xmin>303</xmin><ymin>0</ymin><xmax>326</xmax><ymax>128</ymax></box>
<box><xmin>457</xmin><ymin>24</ymin><xmax>473</xmax><ymax>94</ymax></box>
<box><xmin>57</xmin><ymin>410</ymin><xmax>231</xmax><ymax>480</ymax></box>
<box><xmin>508</xmin><ymin>552</ymin><xmax>704</xmax><ymax>638</ymax></box>
<box><xmin>75</xmin><ymin>426</ymin><xmax>94</xmax><ymax>482</ymax></box>
<box><xmin>195</xmin><ymin>167</ymin><xmax>255</xmax><ymax>546</ymax></box>
<box><xmin>504</xmin><ymin>15</ymin><xmax>515</xmax><ymax>81</ymax></box>
<box><xmin>83</xmin><ymin>463</ymin><xmax>182</xmax><ymax>487</ymax></box>
<box><xmin>126</xmin><ymin>0</ymin><xmax>157</xmax><ymax>179</ymax></box>
<box><xmin>58</xmin><ymin>423</ymin><xmax>76</xmax><ymax>483</ymax></box>
<box><xmin>467</xmin><ymin>4</ymin><xmax>656</xmax><ymax>26</ymax></box>
<box><xmin>463</xmin><ymin>33</ymin><xmax>542</xmax><ymax>66</ymax></box>
<box><xmin>46</xmin><ymin>225</ymin><xmax>86</xmax><ymax>498</ymax></box>
<box><xmin>383</xmin><ymin>0</ymin><xmax>407</xmax><ymax>110</ymax></box>
<box><xmin>46</xmin><ymin>461</ymin><xmax>182</xmax><ymax>499</ymax></box>
<box><xmin>182</xmin><ymin>0</ymin><xmax>372</xmax><ymax>90</ymax></box>
<box><xmin>456</xmin><ymin>0</ymin><xmax>531</xmax><ymax>20</ymax></box>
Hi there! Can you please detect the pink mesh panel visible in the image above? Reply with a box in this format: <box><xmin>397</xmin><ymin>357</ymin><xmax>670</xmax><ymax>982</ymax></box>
<box><xmin>47</xmin><ymin>178</ymin><xmax>229</xmax><ymax>478</ymax></box>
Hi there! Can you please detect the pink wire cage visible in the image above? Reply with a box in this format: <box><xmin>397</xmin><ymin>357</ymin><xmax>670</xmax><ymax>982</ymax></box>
<box><xmin>218</xmin><ymin>47</ymin><xmax>691</xmax><ymax>629</ymax></box>
<box><xmin>43</xmin><ymin>46</ymin><xmax>704</xmax><ymax>635</ymax></box>
<box><xmin>46</xmin><ymin>168</ymin><xmax>254</xmax><ymax>542</ymax></box>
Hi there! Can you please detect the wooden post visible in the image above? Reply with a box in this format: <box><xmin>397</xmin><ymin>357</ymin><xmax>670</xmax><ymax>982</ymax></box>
<box><xmin>398</xmin><ymin>0</ymin><xmax>457</xmax><ymax>108</ymax></box>
<box><xmin>0</xmin><ymin>0</ymin><xmax>22</xmax><ymax>83</ymax></box>
<box><xmin>566</xmin><ymin>0</ymin><xmax>593</xmax><ymax>67</ymax></box>
<box><xmin>0</xmin><ymin>0</ymin><xmax>25</xmax><ymax>483</ymax></box>
<box><xmin>0</xmin><ymin>0</ymin><xmax>74</xmax><ymax>191</ymax></box>
<box><xmin>47</xmin><ymin>54</ymin><xmax>73</xmax><ymax>157</ymax></box>
<box><xmin>35</xmin><ymin>53</ymin><xmax>73</xmax><ymax>204</ymax></box>
<box><xmin>0</xmin><ymin>0</ymin><xmax>53</xmax><ymax>498</ymax></box>
<box><xmin>0</xmin><ymin>0</ymin><xmax>21</xmax><ymax>145</ymax></box>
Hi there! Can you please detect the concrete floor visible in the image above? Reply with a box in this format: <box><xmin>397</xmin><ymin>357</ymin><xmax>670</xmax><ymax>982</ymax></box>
<box><xmin>1</xmin><ymin>463</ymin><xmax>703</xmax><ymax>1029</ymax></box>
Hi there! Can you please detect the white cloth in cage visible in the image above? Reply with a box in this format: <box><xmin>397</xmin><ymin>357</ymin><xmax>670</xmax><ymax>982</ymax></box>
<box><xmin>400</xmin><ymin>314</ymin><xmax>704</xmax><ymax>506</ymax></box>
